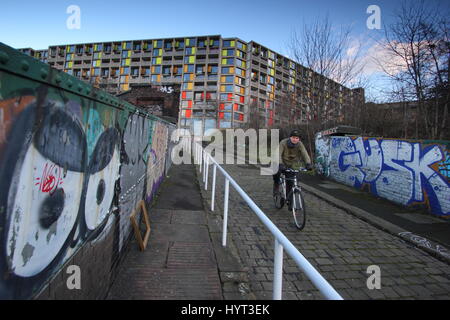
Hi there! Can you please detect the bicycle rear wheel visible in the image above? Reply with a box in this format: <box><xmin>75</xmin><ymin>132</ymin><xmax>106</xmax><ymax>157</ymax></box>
<box><xmin>288</xmin><ymin>190</ymin><xmax>306</xmax><ymax>230</ymax></box>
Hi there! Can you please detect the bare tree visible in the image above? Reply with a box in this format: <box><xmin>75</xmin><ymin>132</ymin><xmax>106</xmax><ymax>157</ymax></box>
<box><xmin>375</xmin><ymin>0</ymin><xmax>449</xmax><ymax>139</ymax></box>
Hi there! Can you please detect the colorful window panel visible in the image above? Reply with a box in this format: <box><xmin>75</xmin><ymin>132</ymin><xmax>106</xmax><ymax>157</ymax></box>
<box><xmin>185</xmin><ymin>47</ymin><xmax>196</xmax><ymax>55</ymax></box>
<box><xmin>122</xmin><ymin>42</ymin><xmax>131</xmax><ymax>50</ymax></box>
<box><xmin>221</xmin><ymin>67</ymin><xmax>234</xmax><ymax>74</ymax></box>
<box><xmin>236</xmin><ymin>59</ymin><xmax>246</xmax><ymax>68</ymax></box>
<box><xmin>184</xmin><ymin>64</ymin><xmax>194</xmax><ymax>73</ymax></box>
<box><xmin>220</xmin><ymin>85</ymin><xmax>234</xmax><ymax>92</ymax></box>
<box><xmin>221</xmin><ymin>58</ymin><xmax>234</xmax><ymax>65</ymax></box>
<box><xmin>222</xmin><ymin>49</ymin><xmax>234</xmax><ymax>57</ymax></box>
<box><xmin>223</xmin><ymin>40</ymin><xmax>235</xmax><ymax>48</ymax></box>
<box><xmin>121</xmin><ymin>59</ymin><xmax>130</xmax><ymax>66</ymax></box>
<box><xmin>184</xmin><ymin>55</ymin><xmax>196</xmax><ymax>63</ymax></box>
<box><xmin>221</xmin><ymin>75</ymin><xmax>234</xmax><ymax>83</ymax></box>
<box><xmin>152</xmin><ymin>57</ymin><xmax>162</xmax><ymax>64</ymax></box>
<box><xmin>153</xmin><ymin>40</ymin><xmax>162</xmax><ymax>48</ymax></box>
<box><xmin>236</xmin><ymin>68</ymin><xmax>246</xmax><ymax>77</ymax></box>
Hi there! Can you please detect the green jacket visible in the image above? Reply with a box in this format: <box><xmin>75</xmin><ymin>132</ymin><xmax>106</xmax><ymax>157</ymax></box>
<box><xmin>278</xmin><ymin>138</ymin><xmax>311</xmax><ymax>170</ymax></box>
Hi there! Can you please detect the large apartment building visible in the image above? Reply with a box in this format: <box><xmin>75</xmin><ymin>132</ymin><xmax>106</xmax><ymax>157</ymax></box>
<box><xmin>19</xmin><ymin>35</ymin><xmax>364</xmax><ymax>136</ymax></box>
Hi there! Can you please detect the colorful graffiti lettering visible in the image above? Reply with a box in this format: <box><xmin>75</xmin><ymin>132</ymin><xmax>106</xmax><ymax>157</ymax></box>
<box><xmin>318</xmin><ymin>136</ymin><xmax>450</xmax><ymax>217</ymax></box>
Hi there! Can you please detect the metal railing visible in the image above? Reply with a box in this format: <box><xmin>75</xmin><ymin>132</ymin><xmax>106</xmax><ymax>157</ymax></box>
<box><xmin>192</xmin><ymin>141</ymin><xmax>343</xmax><ymax>300</ymax></box>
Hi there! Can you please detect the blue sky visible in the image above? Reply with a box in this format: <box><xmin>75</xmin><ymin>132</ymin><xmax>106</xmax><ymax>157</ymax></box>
<box><xmin>2</xmin><ymin>0</ymin><xmax>405</xmax><ymax>52</ymax></box>
<box><xmin>1</xmin><ymin>0</ymin><xmax>448</xmax><ymax>101</ymax></box>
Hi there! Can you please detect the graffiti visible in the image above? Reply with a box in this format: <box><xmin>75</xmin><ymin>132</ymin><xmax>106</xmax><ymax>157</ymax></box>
<box><xmin>0</xmin><ymin>87</ymin><xmax>174</xmax><ymax>298</ymax></box>
<box><xmin>159</xmin><ymin>85</ymin><xmax>174</xmax><ymax>94</ymax></box>
<box><xmin>327</xmin><ymin>136</ymin><xmax>450</xmax><ymax>216</ymax></box>
<box><xmin>314</xmin><ymin>132</ymin><xmax>331</xmax><ymax>177</ymax></box>
<box><xmin>399</xmin><ymin>232</ymin><xmax>450</xmax><ymax>259</ymax></box>
<box><xmin>35</xmin><ymin>163</ymin><xmax>64</xmax><ymax>194</ymax></box>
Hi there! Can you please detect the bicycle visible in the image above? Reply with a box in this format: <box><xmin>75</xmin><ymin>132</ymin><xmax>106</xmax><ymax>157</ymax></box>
<box><xmin>273</xmin><ymin>168</ymin><xmax>307</xmax><ymax>230</ymax></box>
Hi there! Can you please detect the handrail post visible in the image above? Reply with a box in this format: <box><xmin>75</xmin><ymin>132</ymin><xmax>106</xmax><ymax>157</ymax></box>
<box><xmin>205</xmin><ymin>155</ymin><xmax>209</xmax><ymax>191</ymax></box>
<box><xmin>199</xmin><ymin>145</ymin><xmax>203</xmax><ymax>173</ymax></box>
<box><xmin>222</xmin><ymin>178</ymin><xmax>230</xmax><ymax>247</ymax></box>
<box><xmin>273</xmin><ymin>239</ymin><xmax>284</xmax><ymax>300</ymax></box>
<box><xmin>211</xmin><ymin>164</ymin><xmax>217</xmax><ymax>211</ymax></box>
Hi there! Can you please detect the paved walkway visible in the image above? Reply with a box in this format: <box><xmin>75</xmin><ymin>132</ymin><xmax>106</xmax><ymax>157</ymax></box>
<box><xmin>198</xmin><ymin>163</ymin><xmax>450</xmax><ymax>300</ymax></box>
<box><xmin>107</xmin><ymin>164</ymin><xmax>251</xmax><ymax>300</ymax></box>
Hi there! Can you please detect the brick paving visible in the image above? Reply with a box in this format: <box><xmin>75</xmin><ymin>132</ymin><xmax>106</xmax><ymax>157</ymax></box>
<box><xmin>201</xmin><ymin>163</ymin><xmax>450</xmax><ymax>300</ymax></box>
<box><xmin>107</xmin><ymin>164</ymin><xmax>223</xmax><ymax>300</ymax></box>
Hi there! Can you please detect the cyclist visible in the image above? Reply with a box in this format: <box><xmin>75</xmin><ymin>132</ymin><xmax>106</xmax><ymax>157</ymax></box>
<box><xmin>273</xmin><ymin>129</ymin><xmax>313</xmax><ymax>197</ymax></box>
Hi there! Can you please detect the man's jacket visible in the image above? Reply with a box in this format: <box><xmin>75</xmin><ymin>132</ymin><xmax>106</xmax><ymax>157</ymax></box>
<box><xmin>278</xmin><ymin>138</ymin><xmax>311</xmax><ymax>170</ymax></box>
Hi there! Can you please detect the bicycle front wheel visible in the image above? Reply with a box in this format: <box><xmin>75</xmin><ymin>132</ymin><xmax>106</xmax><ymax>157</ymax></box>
<box><xmin>288</xmin><ymin>190</ymin><xmax>306</xmax><ymax>230</ymax></box>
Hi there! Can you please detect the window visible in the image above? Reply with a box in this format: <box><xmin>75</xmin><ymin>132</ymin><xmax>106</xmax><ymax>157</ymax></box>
<box><xmin>221</xmin><ymin>75</ymin><xmax>234</xmax><ymax>83</ymax></box>
<box><xmin>209</xmin><ymin>38</ymin><xmax>220</xmax><ymax>47</ymax></box>
<box><xmin>151</xmin><ymin>74</ymin><xmax>160</xmax><ymax>82</ymax></box>
<box><xmin>236</xmin><ymin>50</ymin><xmax>246</xmax><ymax>59</ymax></box>
<box><xmin>185</xmin><ymin>47</ymin><xmax>196</xmax><ymax>55</ymax></box>
<box><xmin>221</xmin><ymin>67</ymin><xmax>234</xmax><ymax>74</ymax></box>
<box><xmin>173</xmin><ymin>66</ymin><xmax>182</xmax><ymax>75</ymax></box>
<box><xmin>221</xmin><ymin>58</ymin><xmax>234</xmax><ymax>65</ymax></box>
<box><xmin>162</xmin><ymin>66</ymin><xmax>171</xmax><ymax>75</ymax></box>
<box><xmin>223</xmin><ymin>40</ymin><xmax>235</xmax><ymax>48</ymax></box>
<box><xmin>235</xmin><ymin>77</ymin><xmax>245</xmax><ymax>86</ymax></box>
<box><xmin>164</xmin><ymin>41</ymin><xmax>172</xmax><ymax>50</ymax></box>
<box><xmin>234</xmin><ymin>113</ymin><xmax>244</xmax><ymax>121</ymax></box>
<box><xmin>222</xmin><ymin>49</ymin><xmax>234</xmax><ymax>56</ymax></box>
<box><xmin>220</xmin><ymin>85</ymin><xmax>233</xmax><ymax>92</ymax></box>
<box><xmin>133</xmin><ymin>42</ymin><xmax>141</xmax><ymax>51</ymax></box>
<box><xmin>196</xmin><ymin>65</ymin><xmax>205</xmax><ymax>75</ymax></box>
<box><xmin>184</xmin><ymin>55</ymin><xmax>195</xmax><ymax>63</ymax></box>
<box><xmin>122</xmin><ymin>42</ymin><xmax>131</xmax><ymax>50</ymax></box>
<box><xmin>121</xmin><ymin>59</ymin><xmax>130</xmax><ymax>66</ymax></box>
<box><xmin>235</xmin><ymin>68</ymin><xmax>246</xmax><ymax>77</ymax></box>
<box><xmin>206</xmin><ymin>92</ymin><xmax>216</xmax><ymax>100</ymax></box>
<box><xmin>152</xmin><ymin>57</ymin><xmax>162</xmax><ymax>64</ymax></box>
<box><xmin>220</xmin><ymin>93</ymin><xmax>233</xmax><ymax>101</ymax></box>
<box><xmin>182</xmin><ymin>82</ymin><xmax>193</xmax><ymax>90</ymax></box>
<box><xmin>121</xmin><ymin>67</ymin><xmax>130</xmax><ymax>75</ymax></box>
<box><xmin>236</xmin><ymin>42</ymin><xmax>247</xmax><ymax>51</ymax></box>
<box><xmin>153</xmin><ymin>40</ymin><xmax>162</xmax><ymax>48</ymax></box>
<box><xmin>175</xmin><ymin>40</ymin><xmax>185</xmax><ymax>50</ymax></box>
<box><xmin>153</xmin><ymin>49</ymin><xmax>162</xmax><ymax>56</ymax></box>
<box><xmin>181</xmin><ymin>91</ymin><xmax>193</xmax><ymax>100</ymax></box>
<box><xmin>208</xmin><ymin>65</ymin><xmax>218</xmax><ymax>74</ymax></box>
<box><xmin>131</xmin><ymin>67</ymin><xmax>139</xmax><ymax>76</ymax></box>
<box><xmin>101</xmin><ymin>68</ymin><xmax>109</xmax><ymax>77</ymax></box>
<box><xmin>183</xmin><ymin>73</ymin><xmax>193</xmax><ymax>81</ymax></box>
<box><xmin>184</xmin><ymin>64</ymin><xmax>194</xmax><ymax>73</ymax></box>
<box><xmin>186</xmin><ymin>38</ymin><xmax>196</xmax><ymax>47</ymax></box>
<box><xmin>236</xmin><ymin>59</ymin><xmax>246</xmax><ymax>68</ymax></box>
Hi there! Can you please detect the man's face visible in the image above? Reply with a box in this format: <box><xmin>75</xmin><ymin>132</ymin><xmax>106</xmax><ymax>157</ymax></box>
<box><xmin>290</xmin><ymin>136</ymin><xmax>300</xmax><ymax>144</ymax></box>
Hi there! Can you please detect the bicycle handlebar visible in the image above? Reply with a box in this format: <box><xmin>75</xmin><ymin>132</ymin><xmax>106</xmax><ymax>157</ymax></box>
<box><xmin>283</xmin><ymin>168</ymin><xmax>308</xmax><ymax>173</ymax></box>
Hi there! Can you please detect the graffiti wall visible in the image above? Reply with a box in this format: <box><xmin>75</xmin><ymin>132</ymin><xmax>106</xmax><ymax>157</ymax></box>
<box><xmin>315</xmin><ymin>135</ymin><xmax>450</xmax><ymax>217</ymax></box>
<box><xmin>0</xmin><ymin>47</ymin><xmax>175</xmax><ymax>299</ymax></box>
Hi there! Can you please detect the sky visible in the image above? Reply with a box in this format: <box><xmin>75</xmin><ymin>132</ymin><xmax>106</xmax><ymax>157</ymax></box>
<box><xmin>1</xmin><ymin>0</ymin><xmax>449</xmax><ymax>101</ymax></box>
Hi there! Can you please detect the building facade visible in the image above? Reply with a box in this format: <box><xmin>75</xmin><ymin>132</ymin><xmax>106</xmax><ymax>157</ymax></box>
<box><xmin>19</xmin><ymin>35</ymin><xmax>364</xmax><ymax>135</ymax></box>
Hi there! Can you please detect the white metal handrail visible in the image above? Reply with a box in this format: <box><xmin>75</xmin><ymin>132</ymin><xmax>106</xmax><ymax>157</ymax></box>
<box><xmin>193</xmin><ymin>141</ymin><xmax>343</xmax><ymax>300</ymax></box>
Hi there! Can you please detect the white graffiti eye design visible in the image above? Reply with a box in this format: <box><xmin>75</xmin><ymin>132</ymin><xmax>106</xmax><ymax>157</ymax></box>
<box><xmin>6</xmin><ymin>144</ymin><xmax>83</xmax><ymax>277</ymax></box>
<box><xmin>84</xmin><ymin>129</ymin><xmax>120</xmax><ymax>231</ymax></box>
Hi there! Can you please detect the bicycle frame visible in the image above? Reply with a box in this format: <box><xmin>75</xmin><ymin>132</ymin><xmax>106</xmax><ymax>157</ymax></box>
<box><xmin>279</xmin><ymin>169</ymin><xmax>305</xmax><ymax>210</ymax></box>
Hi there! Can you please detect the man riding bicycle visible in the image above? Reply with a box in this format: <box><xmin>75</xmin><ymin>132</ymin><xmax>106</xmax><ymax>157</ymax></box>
<box><xmin>273</xmin><ymin>129</ymin><xmax>313</xmax><ymax>196</ymax></box>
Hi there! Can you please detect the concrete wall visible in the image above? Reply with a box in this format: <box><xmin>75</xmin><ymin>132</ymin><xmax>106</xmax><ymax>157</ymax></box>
<box><xmin>315</xmin><ymin>134</ymin><xmax>450</xmax><ymax>217</ymax></box>
<box><xmin>0</xmin><ymin>68</ymin><xmax>176</xmax><ymax>299</ymax></box>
